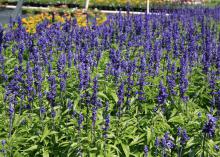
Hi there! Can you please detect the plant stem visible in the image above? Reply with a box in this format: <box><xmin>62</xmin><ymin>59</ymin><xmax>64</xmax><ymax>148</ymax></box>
<box><xmin>202</xmin><ymin>133</ymin><xmax>206</xmax><ymax>157</ymax></box>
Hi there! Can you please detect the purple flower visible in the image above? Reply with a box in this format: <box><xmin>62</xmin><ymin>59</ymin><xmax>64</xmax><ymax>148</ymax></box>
<box><xmin>40</xmin><ymin>106</ymin><xmax>46</xmax><ymax>115</ymax></box>
<box><xmin>214</xmin><ymin>145</ymin><xmax>219</xmax><ymax>151</ymax></box>
<box><xmin>51</xmin><ymin>109</ymin><xmax>56</xmax><ymax>118</ymax></box>
<box><xmin>177</xmin><ymin>127</ymin><xmax>190</xmax><ymax>145</ymax></box>
<box><xmin>144</xmin><ymin>145</ymin><xmax>148</xmax><ymax>157</ymax></box>
<box><xmin>203</xmin><ymin>114</ymin><xmax>218</xmax><ymax>138</ymax></box>
<box><xmin>1</xmin><ymin>139</ymin><xmax>6</xmax><ymax>155</ymax></box>
<box><xmin>198</xmin><ymin>112</ymin><xmax>202</xmax><ymax>118</ymax></box>
<box><xmin>157</xmin><ymin>81</ymin><xmax>168</xmax><ymax>108</ymax></box>
<box><xmin>160</xmin><ymin>132</ymin><xmax>175</xmax><ymax>149</ymax></box>
<box><xmin>1</xmin><ymin>140</ymin><xmax>6</xmax><ymax>146</ymax></box>
<box><xmin>181</xmin><ymin>130</ymin><xmax>190</xmax><ymax>144</ymax></box>
<box><xmin>179</xmin><ymin>57</ymin><xmax>188</xmax><ymax>102</ymax></box>
<box><xmin>91</xmin><ymin>76</ymin><xmax>98</xmax><ymax>106</ymax></box>
<box><xmin>167</xmin><ymin>71</ymin><xmax>176</xmax><ymax>96</ymax></box>
<box><xmin>79</xmin><ymin>63</ymin><xmax>90</xmax><ymax>90</ymax></box>
<box><xmin>117</xmin><ymin>82</ymin><xmax>125</xmax><ymax>118</ymax></box>
<box><xmin>47</xmin><ymin>75</ymin><xmax>57</xmax><ymax>107</ymax></box>
<box><xmin>26</xmin><ymin>63</ymin><xmax>34</xmax><ymax>108</ymax></box>
<box><xmin>67</xmin><ymin>99</ymin><xmax>73</xmax><ymax>111</ymax></box>
<box><xmin>60</xmin><ymin>76</ymin><xmax>67</xmax><ymax>92</ymax></box>
<box><xmin>92</xmin><ymin>107</ymin><xmax>97</xmax><ymax>127</ymax></box>
<box><xmin>78</xmin><ymin>113</ymin><xmax>84</xmax><ymax>130</ymax></box>
<box><xmin>155</xmin><ymin>137</ymin><xmax>159</xmax><ymax>148</ymax></box>
<box><xmin>57</xmin><ymin>53</ymin><xmax>66</xmax><ymax>73</ymax></box>
<box><xmin>67</xmin><ymin>50</ymin><xmax>73</xmax><ymax>68</ymax></box>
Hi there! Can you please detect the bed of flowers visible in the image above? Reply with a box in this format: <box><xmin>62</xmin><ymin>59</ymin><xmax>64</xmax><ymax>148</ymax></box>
<box><xmin>0</xmin><ymin>6</ymin><xmax>220</xmax><ymax>157</ymax></box>
<box><xmin>21</xmin><ymin>11</ymin><xmax>107</xmax><ymax>33</ymax></box>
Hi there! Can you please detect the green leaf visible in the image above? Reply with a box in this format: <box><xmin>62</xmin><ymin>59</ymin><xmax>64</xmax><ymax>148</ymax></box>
<box><xmin>147</xmin><ymin>127</ymin><xmax>152</xmax><ymax>145</ymax></box>
<box><xmin>110</xmin><ymin>91</ymin><xmax>118</xmax><ymax>103</ymax></box>
<box><xmin>24</xmin><ymin>145</ymin><xmax>38</xmax><ymax>152</ymax></box>
<box><xmin>129</xmin><ymin>135</ymin><xmax>145</xmax><ymax>146</ymax></box>
<box><xmin>27</xmin><ymin>136</ymin><xmax>39</xmax><ymax>142</ymax></box>
<box><xmin>168</xmin><ymin>115</ymin><xmax>184</xmax><ymax>124</ymax></box>
<box><xmin>185</xmin><ymin>137</ymin><xmax>195</xmax><ymax>149</ymax></box>
<box><xmin>109</xmin><ymin>144</ymin><xmax>121</xmax><ymax>155</ymax></box>
<box><xmin>43</xmin><ymin>150</ymin><xmax>49</xmax><ymax>157</ymax></box>
<box><xmin>40</xmin><ymin>125</ymin><xmax>50</xmax><ymax>142</ymax></box>
<box><xmin>121</xmin><ymin>143</ymin><xmax>130</xmax><ymax>157</ymax></box>
<box><xmin>98</xmin><ymin>91</ymin><xmax>109</xmax><ymax>100</ymax></box>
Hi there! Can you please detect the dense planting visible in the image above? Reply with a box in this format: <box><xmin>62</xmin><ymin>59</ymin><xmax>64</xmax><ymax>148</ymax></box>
<box><xmin>0</xmin><ymin>7</ymin><xmax>220</xmax><ymax>156</ymax></box>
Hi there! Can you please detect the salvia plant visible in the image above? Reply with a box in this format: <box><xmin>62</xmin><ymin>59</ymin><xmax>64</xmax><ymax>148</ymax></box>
<box><xmin>0</xmin><ymin>6</ymin><xmax>220</xmax><ymax>157</ymax></box>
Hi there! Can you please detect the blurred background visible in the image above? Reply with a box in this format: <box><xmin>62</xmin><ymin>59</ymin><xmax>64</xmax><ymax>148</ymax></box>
<box><xmin>0</xmin><ymin>0</ymin><xmax>219</xmax><ymax>12</ymax></box>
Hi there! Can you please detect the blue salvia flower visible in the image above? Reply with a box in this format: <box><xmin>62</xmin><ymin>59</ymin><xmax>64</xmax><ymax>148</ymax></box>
<box><xmin>177</xmin><ymin>127</ymin><xmax>190</xmax><ymax>145</ymax></box>
<box><xmin>209</xmin><ymin>71</ymin><xmax>216</xmax><ymax>112</ymax></box>
<box><xmin>91</xmin><ymin>76</ymin><xmax>98</xmax><ymax>106</ymax></box>
<box><xmin>137</xmin><ymin>72</ymin><xmax>145</xmax><ymax>101</ymax></box>
<box><xmin>137</xmin><ymin>56</ymin><xmax>146</xmax><ymax>101</ymax></box>
<box><xmin>32</xmin><ymin>47</ymin><xmax>39</xmax><ymax>65</ymax></box>
<box><xmin>203</xmin><ymin>114</ymin><xmax>218</xmax><ymax>138</ymax></box>
<box><xmin>153</xmin><ymin>40</ymin><xmax>162</xmax><ymax>76</ymax></box>
<box><xmin>0</xmin><ymin>47</ymin><xmax>6</xmax><ymax>81</ymax></box>
<box><xmin>155</xmin><ymin>81</ymin><xmax>168</xmax><ymax>112</ymax></box>
<box><xmin>48</xmin><ymin>62</ymin><xmax>52</xmax><ymax>74</ymax></box>
<box><xmin>155</xmin><ymin>137</ymin><xmax>159</xmax><ymax>148</ymax></box>
<box><xmin>161</xmin><ymin>132</ymin><xmax>175</xmax><ymax>150</ymax></box>
<box><xmin>214</xmin><ymin>145</ymin><xmax>219</xmax><ymax>151</ymax></box>
<box><xmin>78</xmin><ymin>113</ymin><xmax>84</xmax><ymax>131</ymax></box>
<box><xmin>103</xmin><ymin>102</ymin><xmax>110</xmax><ymax>138</ymax></box>
<box><xmin>167</xmin><ymin>75</ymin><xmax>176</xmax><ymax>96</ymax></box>
<box><xmin>67</xmin><ymin>99</ymin><xmax>73</xmax><ymax>111</ymax></box>
<box><xmin>26</xmin><ymin>63</ymin><xmax>34</xmax><ymax>109</ymax></box>
<box><xmin>125</xmin><ymin>60</ymin><xmax>135</xmax><ymax>107</ymax></box>
<box><xmin>42</xmin><ymin>44</ymin><xmax>48</xmax><ymax>66</ymax></box>
<box><xmin>117</xmin><ymin>82</ymin><xmax>124</xmax><ymax>118</ymax></box>
<box><xmin>181</xmin><ymin>130</ymin><xmax>190</xmax><ymax>145</ymax></box>
<box><xmin>144</xmin><ymin>145</ymin><xmax>148</xmax><ymax>157</ymax></box>
<box><xmin>79</xmin><ymin>63</ymin><xmax>90</xmax><ymax>90</ymax></box>
<box><xmin>9</xmin><ymin>102</ymin><xmax>14</xmax><ymax>137</ymax></box>
<box><xmin>57</xmin><ymin>53</ymin><xmax>66</xmax><ymax>73</ymax></box>
<box><xmin>0</xmin><ymin>25</ymin><xmax>5</xmax><ymax>80</ymax></box>
<box><xmin>18</xmin><ymin>42</ymin><xmax>25</xmax><ymax>65</ymax></box>
<box><xmin>198</xmin><ymin>112</ymin><xmax>202</xmax><ymax>118</ymax></box>
<box><xmin>57</xmin><ymin>53</ymin><xmax>67</xmax><ymax>93</ymax></box>
<box><xmin>1</xmin><ymin>140</ymin><xmax>6</xmax><ymax>146</ymax></box>
<box><xmin>1</xmin><ymin>139</ymin><xmax>6</xmax><ymax>156</ymax></box>
<box><xmin>40</xmin><ymin>106</ymin><xmax>46</xmax><ymax>115</ymax></box>
<box><xmin>177</xmin><ymin>127</ymin><xmax>182</xmax><ymax>136</ymax></box>
<box><xmin>0</xmin><ymin>24</ymin><xmax>3</xmax><ymax>46</ymax></box>
<box><xmin>92</xmin><ymin>107</ymin><xmax>97</xmax><ymax>128</ymax></box>
<box><xmin>51</xmin><ymin>109</ymin><xmax>56</xmax><ymax>118</ymax></box>
<box><xmin>33</xmin><ymin>65</ymin><xmax>44</xmax><ymax>116</ymax></box>
<box><xmin>47</xmin><ymin>75</ymin><xmax>57</xmax><ymax>107</ymax></box>
<box><xmin>103</xmin><ymin>113</ymin><xmax>110</xmax><ymax>138</ymax></box>
<box><xmin>60</xmin><ymin>72</ymin><xmax>67</xmax><ymax>92</ymax></box>
<box><xmin>216</xmin><ymin>90</ymin><xmax>220</xmax><ymax>115</ymax></box>
<box><xmin>179</xmin><ymin>57</ymin><xmax>188</xmax><ymax>102</ymax></box>
<box><xmin>167</xmin><ymin>63</ymin><xmax>176</xmax><ymax>96</ymax></box>
<box><xmin>67</xmin><ymin>49</ymin><xmax>73</xmax><ymax>68</ymax></box>
<box><xmin>5</xmin><ymin>66</ymin><xmax>22</xmax><ymax>106</ymax></box>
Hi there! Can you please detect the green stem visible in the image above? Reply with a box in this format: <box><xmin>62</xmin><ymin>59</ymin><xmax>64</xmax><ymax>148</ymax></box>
<box><xmin>202</xmin><ymin>133</ymin><xmax>206</xmax><ymax>157</ymax></box>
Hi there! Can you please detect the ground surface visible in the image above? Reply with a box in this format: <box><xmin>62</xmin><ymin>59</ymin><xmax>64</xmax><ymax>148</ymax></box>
<box><xmin>0</xmin><ymin>8</ymin><xmax>26</xmax><ymax>24</ymax></box>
